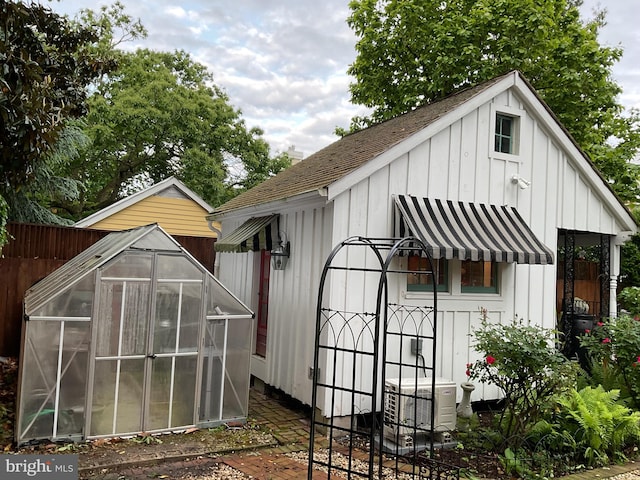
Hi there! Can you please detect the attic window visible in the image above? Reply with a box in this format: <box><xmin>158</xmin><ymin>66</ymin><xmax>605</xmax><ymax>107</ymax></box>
<box><xmin>495</xmin><ymin>113</ymin><xmax>517</xmax><ymax>154</ymax></box>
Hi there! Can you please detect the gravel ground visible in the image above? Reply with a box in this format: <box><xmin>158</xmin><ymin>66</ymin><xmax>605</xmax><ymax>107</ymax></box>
<box><xmin>286</xmin><ymin>448</ymin><xmax>415</xmax><ymax>479</ymax></box>
<box><xmin>183</xmin><ymin>463</ymin><xmax>253</xmax><ymax>479</ymax></box>
<box><xmin>608</xmin><ymin>470</ymin><xmax>640</xmax><ymax>480</ymax></box>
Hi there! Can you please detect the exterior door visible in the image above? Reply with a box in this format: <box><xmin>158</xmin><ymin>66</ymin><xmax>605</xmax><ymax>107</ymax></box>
<box><xmin>255</xmin><ymin>250</ymin><xmax>271</xmax><ymax>357</ymax></box>
<box><xmin>89</xmin><ymin>253</ymin><xmax>203</xmax><ymax>437</ymax></box>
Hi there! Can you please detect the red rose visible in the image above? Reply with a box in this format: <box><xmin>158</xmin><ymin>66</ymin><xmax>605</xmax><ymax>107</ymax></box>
<box><xmin>486</xmin><ymin>355</ymin><xmax>496</xmax><ymax>365</ymax></box>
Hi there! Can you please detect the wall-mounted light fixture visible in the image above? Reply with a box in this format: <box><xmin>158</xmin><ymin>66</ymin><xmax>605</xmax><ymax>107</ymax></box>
<box><xmin>271</xmin><ymin>233</ymin><xmax>290</xmax><ymax>271</ymax></box>
<box><xmin>511</xmin><ymin>174</ymin><xmax>531</xmax><ymax>190</ymax></box>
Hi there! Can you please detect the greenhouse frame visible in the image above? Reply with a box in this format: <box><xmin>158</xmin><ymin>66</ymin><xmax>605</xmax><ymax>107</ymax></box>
<box><xmin>16</xmin><ymin>224</ymin><xmax>253</xmax><ymax>444</ymax></box>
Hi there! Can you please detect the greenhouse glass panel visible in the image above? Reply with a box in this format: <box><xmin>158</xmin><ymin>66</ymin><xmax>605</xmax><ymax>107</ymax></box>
<box><xmin>95</xmin><ymin>281</ymin><xmax>150</xmax><ymax>356</ymax></box>
<box><xmin>157</xmin><ymin>254</ymin><xmax>202</xmax><ymax>280</ymax></box>
<box><xmin>199</xmin><ymin>320</ymin><xmax>225</xmax><ymax>423</ymax></box>
<box><xmin>148</xmin><ymin>356</ymin><xmax>198</xmax><ymax>430</ymax></box>
<box><xmin>132</xmin><ymin>229</ymin><xmax>181</xmax><ymax>251</ymax></box>
<box><xmin>172</xmin><ymin>356</ymin><xmax>198</xmax><ymax>427</ymax></box>
<box><xmin>31</xmin><ymin>274</ymin><xmax>95</xmax><ymax>318</ymax></box>
<box><xmin>206</xmin><ymin>276</ymin><xmax>252</xmax><ymax>317</ymax></box>
<box><xmin>101</xmin><ymin>252</ymin><xmax>152</xmax><ymax>279</ymax></box>
<box><xmin>179</xmin><ymin>283</ymin><xmax>202</xmax><ymax>351</ymax></box>
<box><xmin>222</xmin><ymin>318</ymin><xmax>251</xmax><ymax>419</ymax></box>
<box><xmin>148</xmin><ymin>357</ymin><xmax>173</xmax><ymax>430</ymax></box>
<box><xmin>56</xmin><ymin>322</ymin><xmax>90</xmax><ymax>437</ymax></box>
<box><xmin>91</xmin><ymin>359</ymin><xmax>145</xmax><ymax>436</ymax></box>
<box><xmin>154</xmin><ymin>283</ymin><xmax>202</xmax><ymax>354</ymax></box>
<box><xmin>17</xmin><ymin>320</ymin><xmax>89</xmax><ymax>443</ymax></box>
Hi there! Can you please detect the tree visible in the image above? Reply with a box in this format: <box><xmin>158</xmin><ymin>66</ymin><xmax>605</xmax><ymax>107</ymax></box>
<box><xmin>346</xmin><ymin>0</ymin><xmax>640</xmax><ymax>201</ymax></box>
<box><xmin>0</xmin><ymin>1</ymin><xmax>111</xmax><ymax>188</ymax></box>
<box><xmin>0</xmin><ymin>1</ymin><xmax>121</xmax><ymax>244</ymax></box>
<box><xmin>56</xmin><ymin>49</ymin><xmax>289</xmax><ymax>219</ymax></box>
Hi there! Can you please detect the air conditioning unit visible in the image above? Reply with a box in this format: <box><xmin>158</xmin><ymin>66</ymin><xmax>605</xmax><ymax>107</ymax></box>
<box><xmin>383</xmin><ymin>377</ymin><xmax>456</xmax><ymax>443</ymax></box>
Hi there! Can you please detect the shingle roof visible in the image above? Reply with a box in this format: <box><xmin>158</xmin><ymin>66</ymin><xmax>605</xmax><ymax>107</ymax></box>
<box><xmin>210</xmin><ymin>73</ymin><xmax>510</xmax><ymax>216</ymax></box>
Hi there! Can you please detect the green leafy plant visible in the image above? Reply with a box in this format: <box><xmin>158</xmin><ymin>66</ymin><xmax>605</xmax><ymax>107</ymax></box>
<box><xmin>580</xmin><ymin>316</ymin><xmax>640</xmax><ymax>408</ymax></box>
<box><xmin>550</xmin><ymin>386</ymin><xmax>640</xmax><ymax>466</ymax></box>
<box><xmin>468</xmin><ymin>311</ymin><xmax>579</xmax><ymax>442</ymax></box>
<box><xmin>501</xmin><ymin>448</ymin><xmax>537</xmax><ymax>479</ymax></box>
<box><xmin>132</xmin><ymin>433</ymin><xmax>163</xmax><ymax>445</ymax></box>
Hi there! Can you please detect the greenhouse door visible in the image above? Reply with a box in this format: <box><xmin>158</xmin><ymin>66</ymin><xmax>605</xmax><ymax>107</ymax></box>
<box><xmin>89</xmin><ymin>253</ymin><xmax>203</xmax><ymax>437</ymax></box>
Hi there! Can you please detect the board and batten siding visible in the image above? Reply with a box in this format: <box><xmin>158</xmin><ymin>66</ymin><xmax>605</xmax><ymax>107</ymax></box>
<box><xmin>320</xmin><ymin>88</ymin><xmax>628</xmax><ymax>415</ymax></box>
<box><xmin>216</xmin><ymin>202</ymin><xmax>333</xmax><ymax>407</ymax></box>
<box><xmin>89</xmin><ymin>196</ymin><xmax>216</xmax><ymax>237</ymax></box>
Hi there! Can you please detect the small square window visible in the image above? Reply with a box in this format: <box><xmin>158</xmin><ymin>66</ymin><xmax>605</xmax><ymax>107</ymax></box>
<box><xmin>407</xmin><ymin>256</ymin><xmax>448</xmax><ymax>292</ymax></box>
<box><xmin>495</xmin><ymin>114</ymin><xmax>514</xmax><ymax>154</ymax></box>
<box><xmin>461</xmin><ymin>260</ymin><xmax>498</xmax><ymax>293</ymax></box>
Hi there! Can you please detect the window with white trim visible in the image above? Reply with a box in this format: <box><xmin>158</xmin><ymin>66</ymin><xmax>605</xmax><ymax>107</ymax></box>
<box><xmin>406</xmin><ymin>258</ymin><xmax>499</xmax><ymax>295</ymax></box>
<box><xmin>495</xmin><ymin>114</ymin><xmax>515</xmax><ymax>154</ymax></box>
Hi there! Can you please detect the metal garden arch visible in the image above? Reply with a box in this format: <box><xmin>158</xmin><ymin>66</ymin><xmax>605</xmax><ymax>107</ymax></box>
<box><xmin>308</xmin><ymin>236</ymin><xmax>450</xmax><ymax>479</ymax></box>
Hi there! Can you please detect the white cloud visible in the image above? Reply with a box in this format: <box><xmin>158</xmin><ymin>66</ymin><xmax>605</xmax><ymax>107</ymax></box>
<box><xmin>164</xmin><ymin>6</ymin><xmax>187</xmax><ymax>18</ymax></box>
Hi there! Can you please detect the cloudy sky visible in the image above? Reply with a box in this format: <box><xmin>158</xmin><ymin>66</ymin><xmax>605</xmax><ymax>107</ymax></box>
<box><xmin>50</xmin><ymin>0</ymin><xmax>639</xmax><ymax>158</ymax></box>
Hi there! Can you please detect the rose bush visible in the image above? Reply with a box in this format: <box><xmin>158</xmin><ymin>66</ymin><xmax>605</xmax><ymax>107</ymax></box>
<box><xmin>468</xmin><ymin>311</ymin><xmax>578</xmax><ymax>441</ymax></box>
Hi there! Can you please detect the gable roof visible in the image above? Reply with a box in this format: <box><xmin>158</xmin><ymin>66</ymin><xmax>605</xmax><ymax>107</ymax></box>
<box><xmin>210</xmin><ymin>73</ymin><xmax>510</xmax><ymax>216</ymax></box>
<box><xmin>76</xmin><ymin>176</ymin><xmax>213</xmax><ymax>227</ymax></box>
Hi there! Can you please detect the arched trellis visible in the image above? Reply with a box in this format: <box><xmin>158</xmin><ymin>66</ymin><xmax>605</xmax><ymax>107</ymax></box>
<box><xmin>308</xmin><ymin>236</ymin><xmax>448</xmax><ymax>479</ymax></box>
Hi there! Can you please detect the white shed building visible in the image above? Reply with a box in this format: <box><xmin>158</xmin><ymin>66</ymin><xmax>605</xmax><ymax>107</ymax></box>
<box><xmin>207</xmin><ymin>71</ymin><xmax>637</xmax><ymax>417</ymax></box>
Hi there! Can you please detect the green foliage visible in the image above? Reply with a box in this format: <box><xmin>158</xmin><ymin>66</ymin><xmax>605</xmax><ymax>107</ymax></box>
<box><xmin>580</xmin><ymin>316</ymin><xmax>640</xmax><ymax>408</ymax></box>
<box><xmin>74</xmin><ymin>1</ymin><xmax>147</xmax><ymax>55</ymax></box>
<box><xmin>500</xmin><ymin>447</ymin><xmax>549</xmax><ymax>480</ymax></box>
<box><xmin>132</xmin><ymin>433</ymin><xmax>163</xmax><ymax>445</ymax></box>
<box><xmin>549</xmin><ymin>386</ymin><xmax>640</xmax><ymax>466</ymax></box>
<box><xmin>468</xmin><ymin>311</ymin><xmax>578</xmax><ymax>441</ymax></box>
<box><xmin>346</xmin><ymin>0</ymin><xmax>640</xmax><ymax>202</ymax></box>
<box><xmin>4</xmin><ymin>122</ymin><xmax>88</xmax><ymax>225</ymax></box>
<box><xmin>618</xmin><ymin>287</ymin><xmax>640</xmax><ymax>316</ymax></box>
<box><xmin>621</xmin><ymin>234</ymin><xmax>640</xmax><ymax>290</ymax></box>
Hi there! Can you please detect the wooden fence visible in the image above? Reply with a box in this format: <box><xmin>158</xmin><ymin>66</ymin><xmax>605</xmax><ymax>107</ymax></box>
<box><xmin>0</xmin><ymin>222</ymin><xmax>216</xmax><ymax>357</ymax></box>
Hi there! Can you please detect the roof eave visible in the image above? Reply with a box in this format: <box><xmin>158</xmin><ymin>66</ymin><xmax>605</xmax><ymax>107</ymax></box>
<box><xmin>208</xmin><ymin>189</ymin><xmax>328</xmax><ymax>220</ymax></box>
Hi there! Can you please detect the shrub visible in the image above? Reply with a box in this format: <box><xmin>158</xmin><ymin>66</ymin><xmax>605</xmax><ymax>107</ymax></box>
<box><xmin>468</xmin><ymin>312</ymin><xmax>579</xmax><ymax>442</ymax></box>
<box><xmin>580</xmin><ymin>315</ymin><xmax>640</xmax><ymax>408</ymax></box>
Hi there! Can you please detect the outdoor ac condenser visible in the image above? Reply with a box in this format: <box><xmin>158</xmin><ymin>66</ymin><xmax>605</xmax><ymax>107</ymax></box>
<box><xmin>383</xmin><ymin>377</ymin><xmax>457</xmax><ymax>442</ymax></box>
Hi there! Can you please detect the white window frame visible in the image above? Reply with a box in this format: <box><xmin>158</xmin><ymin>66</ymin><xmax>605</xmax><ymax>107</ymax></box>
<box><xmin>403</xmin><ymin>258</ymin><xmax>502</xmax><ymax>299</ymax></box>
<box><xmin>489</xmin><ymin>104</ymin><xmax>526</xmax><ymax>163</ymax></box>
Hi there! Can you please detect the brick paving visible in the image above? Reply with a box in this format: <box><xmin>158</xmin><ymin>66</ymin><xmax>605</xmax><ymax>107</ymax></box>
<box><xmin>219</xmin><ymin>388</ymin><xmax>330</xmax><ymax>479</ymax></box>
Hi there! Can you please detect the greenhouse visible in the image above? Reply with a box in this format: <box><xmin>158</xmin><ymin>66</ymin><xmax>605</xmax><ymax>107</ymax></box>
<box><xmin>16</xmin><ymin>224</ymin><xmax>253</xmax><ymax>445</ymax></box>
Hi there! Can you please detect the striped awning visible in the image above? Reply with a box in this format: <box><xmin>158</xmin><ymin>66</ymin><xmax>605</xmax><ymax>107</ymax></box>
<box><xmin>215</xmin><ymin>215</ymin><xmax>278</xmax><ymax>253</ymax></box>
<box><xmin>394</xmin><ymin>195</ymin><xmax>554</xmax><ymax>264</ymax></box>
